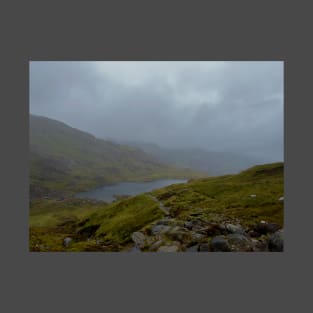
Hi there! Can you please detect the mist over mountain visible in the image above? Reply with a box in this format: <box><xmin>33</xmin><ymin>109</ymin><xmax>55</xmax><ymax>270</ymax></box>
<box><xmin>30</xmin><ymin>114</ymin><xmax>201</xmax><ymax>199</ymax></box>
<box><xmin>111</xmin><ymin>139</ymin><xmax>270</xmax><ymax>176</ymax></box>
<box><xmin>30</xmin><ymin>61</ymin><xmax>284</xmax><ymax>163</ymax></box>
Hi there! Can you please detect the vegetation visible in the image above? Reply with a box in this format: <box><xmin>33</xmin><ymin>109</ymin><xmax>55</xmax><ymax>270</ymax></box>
<box><xmin>30</xmin><ymin>114</ymin><xmax>204</xmax><ymax>199</ymax></box>
<box><xmin>29</xmin><ymin>162</ymin><xmax>283</xmax><ymax>252</ymax></box>
<box><xmin>151</xmin><ymin>162</ymin><xmax>284</xmax><ymax>227</ymax></box>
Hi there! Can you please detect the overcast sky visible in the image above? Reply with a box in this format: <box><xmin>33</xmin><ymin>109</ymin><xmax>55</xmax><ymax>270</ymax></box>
<box><xmin>30</xmin><ymin>61</ymin><xmax>284</xmax><ymax>161</ymax></box>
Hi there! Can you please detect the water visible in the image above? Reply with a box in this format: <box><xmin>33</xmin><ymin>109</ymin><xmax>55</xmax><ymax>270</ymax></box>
<box><xmin>75</xmin><ymin>179</ymin><xmax>187</xmax><ymax>202</ymax></box>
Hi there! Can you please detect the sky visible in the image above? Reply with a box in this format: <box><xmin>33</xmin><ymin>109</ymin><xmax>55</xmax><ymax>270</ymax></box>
<box><xmin>30</xmin><ymin>61</ymin><xmax>284</xmax><ymax>161</ymax></box>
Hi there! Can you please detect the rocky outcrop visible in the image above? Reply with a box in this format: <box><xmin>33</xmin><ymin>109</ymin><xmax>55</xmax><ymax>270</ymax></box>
<box><xmin>130</xmin><ymin>218</ymin><xmax>284</xmax><ymax>253</ymax></box>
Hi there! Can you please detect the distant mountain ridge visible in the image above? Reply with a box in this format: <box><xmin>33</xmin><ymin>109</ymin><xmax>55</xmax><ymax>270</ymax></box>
<box><xmin>114</xmin><ymin>140</ymin><xmax>272</xmax><ymax>176</ymax></box>
<box><xmin>30</xmin><ymin>115</ymin><xmax>203</xmax><ymax>199</ymax></box>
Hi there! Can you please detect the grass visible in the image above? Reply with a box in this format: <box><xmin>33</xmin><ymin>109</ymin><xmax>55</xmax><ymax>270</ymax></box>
<box><xmin>77</xmin><ymin>194</ymin><xmax>164</xmax><ymax>245</ymax></box>
<box><xmin>151</xmin><ymin>162</ymin><xmax>284</xmax><ymax>227</ymax></box>
<box><xmin>29</xmin><ymin>162</ymin><xmax>284</xmax><ymax>252</ymax></box>
<box><xmin>30</xmin><ymin>114</ymin><xmax>204</xmax><ymax>199</ymax></box>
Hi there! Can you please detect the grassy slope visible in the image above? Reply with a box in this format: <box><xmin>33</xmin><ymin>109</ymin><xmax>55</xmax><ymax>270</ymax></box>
<box><xmin>30</xmin><ymin>115</ymin><xmax>204</xmax><ymax>198</ymax></box>
<box><xmin>29</xmin><ymin>162</ymin><xmax>283</xmax><ymax>251</ymax></box>
<box><xmin>152</xmin><ymin>162</ymin><xmax>284</xmax><ymax>227</ymax></box>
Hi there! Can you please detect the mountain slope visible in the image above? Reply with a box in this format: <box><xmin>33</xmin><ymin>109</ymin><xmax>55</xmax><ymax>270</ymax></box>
<box><xmin>29</xmin><ymin>162</ymin><xmax>284</xmax><ymax>252</ymax></box>
<box><xmin>30</xmin><ymin>115</ymin><xmax>204</xmax><ymax>199</ymax></box>
<box><xmin>117</xmin><ymin>140</ymin><xmax>271</xmax><ymax>176</ymax></box>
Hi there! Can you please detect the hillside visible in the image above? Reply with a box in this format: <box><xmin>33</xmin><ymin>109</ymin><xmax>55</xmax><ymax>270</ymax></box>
<box><xmin>29</xmin><ymin>162</ymin><xmax>284</xmax><ymax>252</ymax></box>
<box><xmin>30</xmin><ymin>115</ymin><xmax>204</xmax><ymax>199</ymax></box>
<box><xmin>113</xmin><ymin>140</ymin><xmax>268</xmax><ymax>176</ymax></box>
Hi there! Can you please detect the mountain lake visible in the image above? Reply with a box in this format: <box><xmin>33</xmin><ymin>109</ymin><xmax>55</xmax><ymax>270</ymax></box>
<box><xmin>75</xmin><ymin>179</ymin><xmax>188</xmax><ymax>203</ymax></box>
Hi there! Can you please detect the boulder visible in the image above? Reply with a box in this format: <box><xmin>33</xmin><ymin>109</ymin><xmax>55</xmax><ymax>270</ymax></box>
<box><xmin>255</xmin><ymin>221</ymin><xmax>281</xmax><ymax>235</ymax></box>
<box><xmin>247</xmin><ymin>230</ymin><xmax>261</xmax><ymax>238</ymax></box>
<box><xmin>131</xmin><ymin>232</ymin><xmax>146</xmax><ymax>248</ymax></box>
<box><xmin>268</xmin><ymin>230</ymin><xmax>284</xmax><ymax>252</ymax></box>
<box><xmin>203</xmin><ymin>223</ymin><xmax>222</xmax><ymax>236</ymax></box>
<box><xmin>63</xmin><ymin>237</ymin><xmax>72</xmax><ymax>247</ymax></box>
<box><xmin>278</xmin><ymin>196</ymin><xmax>284</xmax><ymax>201</ymax></box>
<box><xmin>227</xmin><ymin>234</ymin><xmax>254</xmax><ymax>252</ymax></box>
<box><xmin>225</xmin><ymin>223</ymin><xmax>245</xmax><ymax>234</ymax></box>
<box><xmin>190</xmin><ymin>231</ymin><xmax>207</xmax><ymax>243</ymax></box>
<box><xmin>210</xmin><ymin>236</ymin><xmax>231</xmax><ymax>252</ymax></box>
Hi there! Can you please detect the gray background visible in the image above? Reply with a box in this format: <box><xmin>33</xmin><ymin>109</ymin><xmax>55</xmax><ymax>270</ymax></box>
<box><xmin>1</xmin><ymin>1</ymin><xmax>311</xmax><ymax>312</ymax></box>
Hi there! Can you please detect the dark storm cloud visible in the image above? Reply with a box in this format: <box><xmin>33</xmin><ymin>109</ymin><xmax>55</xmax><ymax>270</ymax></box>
<box><xmin>30</xmin><ymin>61</ymin><xmax>284</xmax><ymax>161</ymax></box>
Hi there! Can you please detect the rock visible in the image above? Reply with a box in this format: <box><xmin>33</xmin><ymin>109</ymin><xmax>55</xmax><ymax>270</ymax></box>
<box><xmin>255</xmin><ymin>221</ymin><xmax>281</xmax><ymax>235</ymax></box>
<box><xmin>184</xmin><ymin>221</ymin><xmax>194</xmax><ymax>230</ymax></box>
<box><xmin>157</xmin><ymin>245</ymin><xmax>179</xmax><ymax>252</ymax></box>
<box><xmin>278</xmin><ymin>196</ymin><xmax>284</xmax><ymax>201</ymax></box>
<box><xmin>248</xmin><ymin>230</ymin><xmax>261</xmax><ymax>238</ymax></box>
<box><xmin>253</xmin><ymin>239</ymin><xmax>268</xmax><ymax>252</ymax></box>
<box><xmin>250</xmin><ymin>194</ymin><xmax>257</xmax><ymax>198</ymax></box>
<box><xmin>63</xmin><ymin>237</ymin><xmax>72</xmax><ymax>247</ymax></box>
<box><xmin>166</xmin><ymin>226</ymin><xmax>191</xmax><ymax>242</ymax></box>
<box><xmin>268</xmin><ymin>230</ymin><xmax>284</xmax><ymax>252</ymax></box>
<box><xmin>148</xmin><ymin>240</ymin><xmax>164</xmax><ymax>252</ymax></box>
<box><xmin>156</xmin><ymin>219</ymin><xmax>173</xmax><ymax>226</ymax></box>
<box><xmin>225</xmin><ymin>223</ymin><xmax>244</xmax><ymax>234</ymax></box>
<box><xmin>190</xmin><ymin>231</ymin><xmax>207</xmax><ymax>244</ymax></box>
<box><xmin>203</xmin><ymin>223</ymin><xmax>222</xmax><ymax>236</ymax></box>
<box><xmin>156</xmin><ymin>219</ymin><xmax>184</xmax><ymax>227</ymax></box>
<box><xmin>199</xmin><ymin>243</ymin><xmax>209</xmax><ymax>252</ymax></box>
<box><xmin>131</xmin><ymin>232</ymin><xmax>146</xmax><ymax>248</ymax></box>
<box><xmin>210</xmin><ymin>236</ymin><xmax>231</xmax><ymax>252</ymax></box>
<box><xmin>227</xmin><ymin>234</ymin><xmax>254</xmax><ymax>252</ymax></box>
<box><xmin>151</xmin><ymin>225</ymin><xmax>171</xmax><ymax>235</ymax></box>
<box><xmin>186</xmin><ymin>245</ymin><xmax>199</xmax><ymax>252</ymax></box>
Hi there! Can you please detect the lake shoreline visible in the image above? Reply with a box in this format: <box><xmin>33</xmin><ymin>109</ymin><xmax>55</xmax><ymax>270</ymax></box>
<box><xmin>74</xmin><ymin>179</ymin><xmax>188</xmax><ymax>203</ymax></box>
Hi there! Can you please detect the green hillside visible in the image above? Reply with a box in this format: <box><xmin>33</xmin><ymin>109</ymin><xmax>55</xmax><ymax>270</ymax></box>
<box><xmin>30</xmin><ymin>115</ymin><xmax>204</xmax><ymax>199</ymax></box>
<box><xmin>30</xmin><ymin>162</ymin><xmax>284</xmax><ymax>252</ymax></box>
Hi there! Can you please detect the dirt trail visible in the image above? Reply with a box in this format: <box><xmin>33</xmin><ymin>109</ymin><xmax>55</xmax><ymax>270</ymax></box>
<box><xmin>147</xmin><ymin>194</ymin><xmax>171</xmax><ymax>216</ymax></box>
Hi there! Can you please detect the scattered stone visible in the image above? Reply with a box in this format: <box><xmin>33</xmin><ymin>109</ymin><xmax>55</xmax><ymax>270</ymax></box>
<box><xmin>166</xmin><ymin>226</ymin><xmax>190</xmax><ymax>242</ymax></box>
<box><xmin>190</xmin><ymin>231</ymin><xmax>207</xmax><ymax>243</ymax></box>
<box><xmin>199</xmin><ymin>243</ymin><xmax>209</xmax><ymax>252</ymax></box>
<box><xmin>131</xmin><ymin>232</ymin><xmax>146</xmax><ymax>248</ymax></box>
<box><xmin>148</xmin><ymin>240</ymin><xmax>164</xmax><ymax>252</ymax></box>
<box><xmin>278</xmin><ymin>196</ymin><xmax>284</xmax><ymax>201</ymax></box>
<box><xmin>151</xmin><ymin>225</ymin><xmax>171</xmax><ymax>235</ymax></box>
<box><xmin>225</xmin><ymin>223</ymin><xmax>244</xmax><ymax>234</ymax></box>
<box><xmin>63</xmin><ymin>237</ymin><xmax>72</xmax><ymax>247</ymax></box>
<box><xmin>157</xmin><ymin>245</ymin><xmax>179</xmax><ymax>252</ymax></box>
<box><xmin>210</xmin><ymin>236</ymin><xmax>231</xmax><ymax>252</ymax></box>
<box><xmin>268</xmin><ymin>230</ymin><xmax>284</xmax><ymax>252</ymax></box>
<box><xmin>156</xmin><ymin>219</ymin><xmax>173</xmax><ymax>226</ymax></box>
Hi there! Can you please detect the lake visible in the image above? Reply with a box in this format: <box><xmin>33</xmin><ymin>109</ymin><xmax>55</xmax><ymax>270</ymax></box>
<box><xmin>75</xmin><ymin>179</ymin><xmax>188</xmax><ymax>202</ymax></box>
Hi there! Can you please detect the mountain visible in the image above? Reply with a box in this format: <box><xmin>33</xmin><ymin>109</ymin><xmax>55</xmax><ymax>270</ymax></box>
<box><xmin>29</xmin><ymin>115</ymin><xmax>204</xmax><ymax>199</ymax></box>
<box><xmin>115</xmin><ymin>140</ymin><xmax>271</xmax><ymax>176</ymax></box>
<box><xmin>29</xmin><ymin>162</ymin><xmax>284</xmax><ymax>252</ymax></box>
